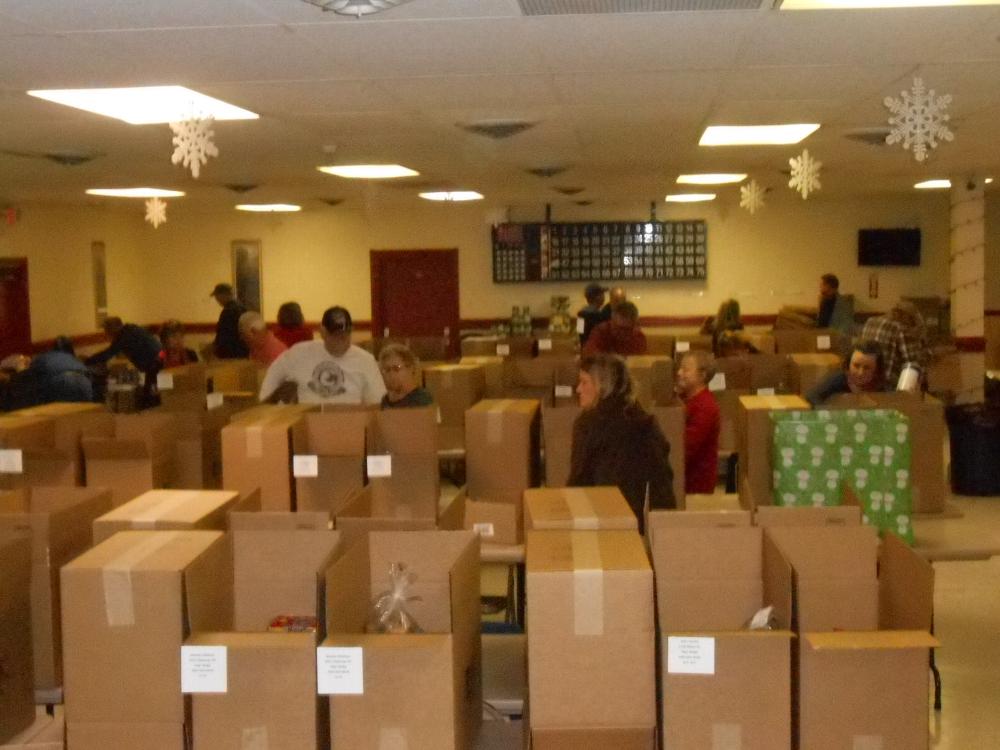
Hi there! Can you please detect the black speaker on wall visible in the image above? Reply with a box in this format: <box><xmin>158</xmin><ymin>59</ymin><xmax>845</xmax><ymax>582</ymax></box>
<box><xmin>858</xmin><ymin>228</ymin><xmax>921</xmax><ymax>266</ymax></box>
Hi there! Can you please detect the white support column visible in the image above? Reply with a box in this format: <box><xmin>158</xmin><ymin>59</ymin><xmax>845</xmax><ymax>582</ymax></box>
<box><xmin>950</xmin><ymin>177</ymin><xmax>986</xmax><ymax>402</ymax></box>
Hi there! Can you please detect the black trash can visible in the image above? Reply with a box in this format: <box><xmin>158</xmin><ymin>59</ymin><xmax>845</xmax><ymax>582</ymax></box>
<box><xmin>946</xmin><ymin>403</ymin><xmax>1000</xmax><ymax>495</ymax></box>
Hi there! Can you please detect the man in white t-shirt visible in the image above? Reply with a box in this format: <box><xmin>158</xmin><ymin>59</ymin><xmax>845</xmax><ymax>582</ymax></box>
<box><xmin>258</xmin><ymin>306</ymin><xmax>386</xmax><ymax>405</ymax></box>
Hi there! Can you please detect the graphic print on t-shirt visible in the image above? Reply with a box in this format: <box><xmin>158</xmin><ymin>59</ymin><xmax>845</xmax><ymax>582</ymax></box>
<box><xmin>308</xmin><ymin>360</ymin><xmax>347</xmax><ymax>398</ymax></box>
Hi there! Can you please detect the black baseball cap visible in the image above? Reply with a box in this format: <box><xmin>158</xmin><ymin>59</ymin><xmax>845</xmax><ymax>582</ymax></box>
<box><xmin>321</xmin><ymin>306</ymin><xmax>353</xmax><ymax>333</ymax></box>
<box><xmin>209</xmin><ymin>282</ymin><xmax>233</xmax><ymax>297</ymax></box>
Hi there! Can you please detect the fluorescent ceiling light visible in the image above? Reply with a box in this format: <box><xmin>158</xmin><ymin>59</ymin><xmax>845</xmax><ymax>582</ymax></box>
<box><xmin>86</xmin><ymin>187</ymin><xmax>185</xmax><ymax>198</ymax></box>
<box><xmin>677</xmin><ymin>173</ymin><xmax>748</xmax><ymax>185</ymax></box>
<box><xmin>987</xmin><ymin>178</ymin><xmax>995</xmax><ymax>184</ymax></box>
<box><xmin>27</xmin><ymin>86</ymin><xmax>258</xmax><ymax>125</ymax></box>
<box><xmin>781</xmin><ymin>1</ymin><xmax>1000</xmax><ymax>9</ymax></box>
<box><xmin>700</xmin><ymin>124</ymin><xmax>820</xmax><ymax>146</ymax></box>
<box><xmin>914</xmin><ymin>179</ymin><xmax>951</xmax><ymax>189</ymax></box>
<box><xmin>235</xmin><ymin>204</ymin><xmax>302</xmax><ymax>212</ymax></box>
<box><xmin>419</xmin><ymin>191</ymin><xmax>484</xmax><ymax>202</ymax></box>
<box><xmin>665</xmin><ymin>193</ymin><xmax>716</xmax><ymax>203</ymax></box>
<box><xmin>318</xmin><ymin>164</ymin><xmax>419</xmax><ymax>179</ymax></box>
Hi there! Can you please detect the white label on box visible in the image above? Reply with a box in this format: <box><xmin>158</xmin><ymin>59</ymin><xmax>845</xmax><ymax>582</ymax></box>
<box><xmin>156</xmin><ymin>372</ymin><xmax>174</xmax><ymax>390</ymax></box>
<box><xmin>817</xmin><ymin>335</ymin><xmax>832</xmax><ymax>351</ymax></box>
<box><xmin>496</xmin><ymin>344</ymin><xmax>511</xmax><ymax>356</ymax></box>
<box><xmin>576</xmin><ymin>317</ymin><xmax>585</xmax><ymax>334</ymax></box>
<box><xmin>206</xmin><ymin>392</ymin><xmax>225</xmax><ymax>410</ymax></box>
<box><xmin>676</xmin><ymin>341</ymin><xmax>691</xmax><ymax>353</ymax></box>
<box><xmin>708</xmin><ymin>373</ymin><xmax>726</xmax><ymax>391</ymax></box>
<box><xmin>473</xmin><ymin>523</ymin><xmax>495</xmax><ymax>538</ymax></box>
<box><xmin>293</xmin><ymin>455</ymin><xmax>319</xmax><ymax>478</ymax></box>
<box><xmin>138</xmin><ymin>372</ymin><xmax>146</xmax><ymax>386</ymax></box>
<box><xmin>436</xmin><ymin>407</ymin><xmax>442</xmax><ymax>425</ymax></box>
<box><xmin>667</xmin><ymin>636</ymin><xmax>715</xmax><ymax>675</ymax></box>
<box><xmin>367</xmin><ymin>455</ymin><xmax>392</xmax><ymax>478</ymax></box>
<box><xmin>538</xmin><ymin>338</ymin><xmax>553</xmax><ymax>351</ymax></box>
<box><xmin>554</xmin><ymin>385</ymin><xmax>574</xmax><ymax>399</ymax></box>
<box><xmin>0</xmin><ymin>449</ymin><xmax>24</xmax><ymax>474</ymax></box>
<box><xmin>181</xmin><ymin>646</ymin><xmax>227</xmax><ymax>693</ymax></box>
<box><xmin>317</xmin><ymin>647</ymin><xmax>364</xmax><ymax>695</ymax></box>
<box><xmin>757</xmin><ymin>387</ymin><xmax>776</xmax><ymax>396</ymax></box>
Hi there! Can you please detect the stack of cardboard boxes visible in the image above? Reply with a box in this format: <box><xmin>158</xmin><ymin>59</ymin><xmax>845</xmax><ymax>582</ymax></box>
<box><xmin>0</xmin><ymin>532</ymin><xmax>34</xmax><ymax>743</ymax></box>
<box><xmin>423</xmin><ymin>364</ymin><xmax>486</xmax><ymax>450</ymax></box>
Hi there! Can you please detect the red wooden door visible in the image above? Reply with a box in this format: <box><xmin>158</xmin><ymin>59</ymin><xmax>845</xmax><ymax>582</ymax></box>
<box><xmin>371</xmin><ymin>250</ymin><xmax>459</xmax><ymax>358</ymax></box>
<box><xmin>0</xmin><ymin>259</ymin><xmax>31</xmax><ymax>359</ymax></box>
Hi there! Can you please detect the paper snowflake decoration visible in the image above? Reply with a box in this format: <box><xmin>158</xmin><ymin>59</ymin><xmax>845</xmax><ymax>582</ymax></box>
<box><xmin>788</xmin><ymin>149</ymin><xmax>822</xmax><ymax>200</ymax></box>
<box><xmin>144</xmin><ymin>197</ymin><xmax>167</xmax><ymax>228</ymax></box>
<box><xmin>170</xmin><ymin>115</ymin><xmax>219</xmax><ymax>178</ymax></box>
<box><xmin>740</xmin><ymin>180</ymin><xmax>766</xmax><ymax>215</ymax></box>
<box><xmin>884</xmin><ymin>77</ymin><xmax>953</xmax><ymax>163</ymax></box>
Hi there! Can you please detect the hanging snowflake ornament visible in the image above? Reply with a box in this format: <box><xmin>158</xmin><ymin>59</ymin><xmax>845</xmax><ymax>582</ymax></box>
<box><xmin>144</xmin><ymin>197</ymin><xmax>167</xmax><ymax>229</ymax></box>
<box><xmin>884</xmin><ymin>77</ymin><xmax>953</xmax><ymax>162</ymax></box>
<box><xmin>740</xmin><ymin>180</ymin><xmax>766</xmax><ymax>215</ymax></box>
<box><xmin>788</xmin><ymin>149</ymin><xmax>822</xmax><ymax>200</ymax></box>
<box><xmin>169</xmin><ymin>115</ymin><xmax>219</xmax><ymax>178</ymax></box>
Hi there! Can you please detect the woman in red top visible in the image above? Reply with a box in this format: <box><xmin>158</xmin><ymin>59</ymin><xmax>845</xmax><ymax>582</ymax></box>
<box><xmin>274</xmin><ymin>301</ymin><xmax>313</xmax><ymax>348</ymax></box>
<box><xmin>158</xmin><ymin>319</ymin><xmax>198</xmax><ymax>368</ymax></box>
<box><xmin>674</xmin><ymin>350</ymin><xmax>721</xmax><ymax>494</ymax></box>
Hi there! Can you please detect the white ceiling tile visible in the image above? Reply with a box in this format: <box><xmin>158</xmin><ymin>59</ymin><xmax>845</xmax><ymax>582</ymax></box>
<box><xmin>552</xmin><ymin>70</ymin><xmax>723</xmax><ymax>106</ymax></box>
<box><xmin>378</xmin><ymin>74</ymin><xmax>560</xmax><ymax>109</ymax></box>
<box><xmin>0</xmin><ymin>0</ymin><xmax>277</xmax><ymax>31</ymax></box>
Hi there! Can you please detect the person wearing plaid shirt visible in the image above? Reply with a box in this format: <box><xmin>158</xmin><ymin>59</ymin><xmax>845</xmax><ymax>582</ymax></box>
<box><xmin>859</xmin><ymin>301</ymin><xmax>929</xmax><ymax>387</ymax></box>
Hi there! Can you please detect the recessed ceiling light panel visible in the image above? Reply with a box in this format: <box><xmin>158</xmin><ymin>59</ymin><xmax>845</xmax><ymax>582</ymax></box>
<box><xmin>318</xmin><ymin>164</ymin><xmax>419</xmax><ymax>179</ymax></box>
<box><xmin>700</xmin><ymin>124</ymin><xmax>820</xmax><ymax>146</ymax></box>
<box><xmin>665</xmin><ymin>193</ymin><xmax>716</xmax><ymax>203</ymax></box>
<box><xmin>28</xmin><ymin>86</ymin><xmax>258</xmax><ymax>125</ymax></box>
<box><xmin>419</xmin><ymin>191</ymin><xmax>484</xmax><ymax>202</ymax></box>
<box><xmin>677</xmin><ymin>173</ymin><xmax>748</xmax><ymax>185</ymax></box>
<box><xmin>86</xmin><ymin>187</ymin><xmax>185</xmax><ymax>198</ymax></box>
<box><xmin>235</xmin><ymin>204</ymin><xmax>302</xmax><ymax>212</ymax></box>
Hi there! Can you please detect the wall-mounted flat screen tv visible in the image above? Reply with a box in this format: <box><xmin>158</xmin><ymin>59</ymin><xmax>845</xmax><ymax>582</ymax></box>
<box><xmin>858</xmin><ymin>228</ymin><xmax>921</xmax><ymax>266</ymax></box>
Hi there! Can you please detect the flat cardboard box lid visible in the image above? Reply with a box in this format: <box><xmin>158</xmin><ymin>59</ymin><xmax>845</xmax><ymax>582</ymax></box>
<box><xmin>97</xmin><ymin>489</ymin><xmax>238</xmax><ymax>526</ymax></box>
<box><xmin>186</xmin><ymin>630</ymin><xmax>315</xmax><ymax>649</ymax></box>
<box><xmin>65</xmin><ymin>529</ymin><xmax>224</xmax><ymax>572</ymax></box>
<box><xmin>789</xmin><ymin>353</ymin><xmax>841</xmax><ymax>366</ymax></box>
<box><xmin>527</xmin><ymin>530</ymin><xmax>649</xmax><ymax>574</ymax></box>
<box><xmin>625</xmin><ymin>355</ymin><xmax>672</xmax><ymax>368</ymax></box>
<box><xmin>468</xmin><ymin>399</ymin><xmax>540</xmax><ymax>417</ymax></box>
<box><xmin>525</xmin><ymin>487</ymin><xmax>635</xmax><ymax>530</ymax></box>
<box><xmin>765</xmin><ymin>525</ymin><xmax>878</xmax><ymax>580</ymax></box>
<box><xmin>648</xmin><ymin>509</ymin><xmax>751</xmax><ymax>530</ymax></box>
<box><xmin>739</xmin><ymin>394</ymin><xmax>810</xmax><ymax>411</ymax></box>
<box><xmin>754</xmin><ymin>505</ymin><xmax>861</xmax><ymax>527</ymax></box>
<box><xmin>805</xmin><ymin>630</ymin><xmax>939</xmax><ymax>650</ymax></box>
<box><xmin>0</xmin><ymin>415</ymin><xmax>55</xmax><ymax>448</ymax></box>
<box><xmin>12</xmin><ymin>402</ymin><xmax>104</xmax><ymax>417</ymax></box>
<box><xmin>459</xmin><ymin>356</ymin><xmax>504</xmax><ymax>365</ymax></box>
<box><xmin>426</xmin><ymin>364</ymin><xmax>481</xmax><ymax>374</ymax></box>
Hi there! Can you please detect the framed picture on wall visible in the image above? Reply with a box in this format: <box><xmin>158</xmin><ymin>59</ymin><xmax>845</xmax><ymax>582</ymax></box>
<box><xmin>231</xmin><ymin>239</ymin><xmax>262</xmax><ymax>313</ymax></box>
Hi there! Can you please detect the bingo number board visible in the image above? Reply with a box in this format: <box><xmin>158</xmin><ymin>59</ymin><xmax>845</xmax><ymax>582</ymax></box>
<box><xmin>491</xmin><ymin>221</ymin><xmax>707</xmax><ymax>283</ymax></box>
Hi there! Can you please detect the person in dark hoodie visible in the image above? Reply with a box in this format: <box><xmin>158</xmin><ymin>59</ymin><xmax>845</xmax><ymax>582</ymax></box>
<box><xmin>568</xmin><ymin>353</ymin><xmax>675</xmax><ymax>532</ymax></box>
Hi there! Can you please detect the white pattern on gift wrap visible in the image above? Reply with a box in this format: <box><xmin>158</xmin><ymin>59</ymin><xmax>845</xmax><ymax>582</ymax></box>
<box><xmin>781</xmin><ymin>447</ymin><xmax>795</xmax><ymax>468</ymax></box>
<box><xmin>883</xmin><ymin>445</ymin><xmax>895</xmax><ymax>467</ymax></box>
<box><xmin>897</xmin><ymin>515</ymin><xmax>911</xmax><ymax>535</ymax></box>
<box><xmin>796</xmin><ymin>425</ymin><xmax>809</xmax><ymax>445</ymax></box>
<box><xmin>811</xmin><ymin>446</ymin><xmax>825</xmax><ymax>466</ymax></box>
<box><xmin>825</xmin><ymin>423</ymin><xmax>839</xmax><ymax>444</ymax></box>
<box><xmin>862</xmin><ymin>514</ymin><xmax>871</xmax><ymax>525</ymax></box>
<box><xmin>896</xmin><ymin>423</ymin><xmax>909</xmax><ymax>444</ymax></box>
<box><xmin>812</xmin><ymin>493</ymin><xmax>826</xmax><ymax>507</ymax></box>
<box><xmin>840</xmin><ymin>446</ymin><xmax>854</xmax><ymax>466</ymax></box>
<box><xmin>870</xmin><ymin>491</ymin><xmax>884</xmax><ymax>511</ymax></box>
<box><xmin>797</xmin><ymin>470</ymin><xmax>810</xmax><ymax>489</ymax></box>
<box><xmin>774</xmin><ymin>470</ymin><xmax>781</xmax><ymax>485</ymax></box>
<box><xmin>854</xmin><ymin>422</ymin><xmax>868</xmax><ymax>443</ymax></box>
<box><xmin>884</xmin><ymin>492</ymin><xmax>895</xmax><ymax>512</ymax></box>
<box><xmin>783</xmin><ymin>493</ymin><xmax>797</xmax><ymax>505</ymax></box>
<box><xmin>869</xmin><ymin>445</ymin><xmax>883</xmax><ymax>465</ymax></box>
<box><xmin>825</xmin><ymin>469</ymin><xmax>840</xmax><ymax>489</ymax></box>
<box><xmin>855</xmin><ymin>468</ymin><xmax>869</xmax><ymax>488</ymax></box>
<box><xmin>896</xmin><ymin>469</ymin><xmax>909</xmax><ymax>489</ymax></box>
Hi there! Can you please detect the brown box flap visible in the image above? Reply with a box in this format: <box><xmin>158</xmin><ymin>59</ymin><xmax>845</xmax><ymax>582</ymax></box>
<box><xmin>651</xmin><ymin>527</ymin><xmax>763</xmax><ymax>582</ymax></box>
<box><xmin>64</xmin><ymin>529</ymin><xmax>225</xmax><ymax>572</ymax></box>
<box><xmin>764</xmin><ymin>525</ymin><xmax>878</xmax><ymax>580</ymax></box>
<box><xmin>374</xmin><ymin>407</ymin><xmax>438</xmax><ymax>455</ymax></box>
<box><xmin>754</xmin><ymin>505</ymin><xmax>861</xmax><ymax>527</ymax></box>
<box><xmin>525</xmin><ymin>487</ymin><xmax>636</xmax><ymax>531</ymax></box>
<box><xmin>96</xmin><ymin>489</ymin><xmax>238</xmax><ymax>528</ymax></box>
<box><xmin>301</xmin><ymin>412</ymin><xmax>368</xmax><ymax>455</ymax></box>
<box><xmin>805</xmin><ymin>630</ymin><xmax>939</xmax><ymax>650</ymax></box>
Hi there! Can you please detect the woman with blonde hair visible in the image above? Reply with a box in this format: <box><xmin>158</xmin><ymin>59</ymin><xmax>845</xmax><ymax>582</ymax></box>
<box><xmin>568</xmin><ymin>353</ymin><xmax>675</xmax><ymax>532</ymax></box>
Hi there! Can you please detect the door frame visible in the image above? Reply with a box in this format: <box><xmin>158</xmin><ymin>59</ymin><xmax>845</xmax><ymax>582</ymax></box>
<box><xmin>0</xmin><ymin>257</ymin><xmax>31</xmax><ymax>359</ymax></box>
<box><xmin>370</xmin><ymin>248</ymin><xmax>459</xmax><ymax>350</ymax></box>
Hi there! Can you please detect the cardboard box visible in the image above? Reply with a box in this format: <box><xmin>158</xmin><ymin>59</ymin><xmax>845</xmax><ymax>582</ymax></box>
<box><xmin>674</xmin><ymin>334</ymin><xmax>713</xmax><ymax>353</ymax></box>
<box><xmin>368</xmin><ymin>408</ymin><xmax>440</xmax><ymax>518</ymax></box>
<box><xmin>644</xmin><ymin>333</ymin><xmax>675</xmax><ymax>356</ymax></box>
<box><xmin>0</xmin><ymin>488</ymin><xmax>112</xmax><ymax>691</ymax></box>
<box><xmin>334</xmin><ymin>485</ymin><xmax>439</xmax><ymax>547</ymax></box>
<box><xmin>423</xmin><ymin>364</ymin><xmax>486</xmax><ymax>448</ymax></box>
<box><xmin>713</xmin><ymin>356</ymin><xmax>752</xmax><ymax>391</ymax></box>
<box><xmin>535</xmin><ymin>334</ymin><xmax>578</xmax><ymax>358</ymax></box>
<box><xmin>81</xmin><ymin>412</ymin><xmax>179</xmax><ymax>507</ymax></box>
<box><xmin>228</xmin><ymin>508</ymin><xmax>331</xmax><ymax>532</ymax></box>
<box><xmin>168</xmin><ymin>406</ymin><xmax>239</xmax><ymax>490</ymax></box>
<box><xmin>774</xmin><ymin>328</ymin><xmax>844</xmax><ymax>355</ymax></box>
<box><xmin>461</xmin><ymin>492</ymin><xmax>521</xmax><ymax>546</ymax></box>
<box><xmin>458</xmin><ymin>356</ymin><xmax>505</xmax><ymax>398</ymax></box>
<box><xmin>0</xmin><ymin>707</ymin><xmax>63</xmax><ymax>750</ymax></box>
<box><xmin>502</xmin><ymin>359</ymin><xmax>557</xmax><ymax>406</ymax></box>
<box><xmin>787</xmin><ymin>353</ymin><xmax>842</xmax><ymax>396</ymax></box>
<box><xmin>292</xmin><ymin>411</ymin><xmax>367</xmax><ymax>515</ymax></box>
<box><xmin>715</xmin><ymin>388</ymin><xmax>749</xmax><ymax>454</ymax></box>
<box><xmin>754</xmin><ymin>504</ymin><xmax>861</xmax><ymax>528</ymax></box>
<box><xmin>748</xmin><ymin>353</ymin><xmax>791</xmax><ymax>392</ymax></box>
<box><xmin>0</xmin><ymin>416</ymin><xmax>67</xmax><ymax>490</ymax></box>
<box><xmin>186</xmin><ymin>529</ymin><xmax>342</xmax><ymax>750</ymax></box>
<box><xmin>524</xmin><ymin>486</ymin><xmax>636</xmax><ymax>531</ymax></box>
<box><xmin>206</xmin><ymin>360</ymin><xmax>259</xmax><ymax>394</ymax></box>
<box><xmin>526</xmin><ymin>531</ymin><xmax>655</xmax><ymax>744</ymax></box>
<box><xmin>322</xmin><ymin>531</ymin><xmax>481</xmax><ymax>750</ymax></box>
<box><xmin>626</xmin><ymin>356</ymin><xmax>675</xmax><ymax>409</ymax></box>
<box><xmin>0</xmin><ymin>532</ymin><xmax>34</xmax><ymax>744</ymax></box>
<box><xmin>744</xmin><ymin>332</ymin><xmax>777</xmax><ymax>355</ymax></box>
<box><xmin>650</xmin><ymin>523</ymin><xmax>794</xmax><ymax>750</ymax></box>
<box><xmin>61</xmin><ymin>530</ymin><xmax>230</xmax><ymax>745</ymax></box>
<box><xmin>93</xmin><ymin>489</ymin><xmax>239</xmax><ymax>544</ymax></box>
<box><xmin>650</xmin><ymin>402</ymin><xmax>686</xmax><ymax>510</ymax></box>
<box><xmin>541</xmin><ymin>405</ymin><xmax>580</xmax><ymax>488</ymax></box>
<box><xmin>466</xmin><ymin>399</ymin><xmax>540</xmax><ymax>501</ymax></box>
<box><xmin>222</xmin><ymin>405</ymin><xmax>309</xmax><ymax>511</ymax></box>
<box><xmin>9</xmin><ymin>403</ymin><xmax>113</xmax><ymax>486</ymax></box>
<box><xmin>647</xmin><ymin>509</ymin><xmax>752</xmax><ymax>552</ymax></box>
<box><xmin>765</xmin><ymin>526</ymin><xmax>938</xmax><ymax>749</ymax></box>
<box><xmin>736</xmin><ymin>395</ymin><xmax>810</xmax><ymax>511</ymax></box>
<box><xmin>461</xmin><ymin>336</ymin><xmax>533</xmax><ymax>359</ymax></box>
<box><xmin>156</xmin><ymin>362</ymin><xmax>209</xmax><ymax>411</ymax></box>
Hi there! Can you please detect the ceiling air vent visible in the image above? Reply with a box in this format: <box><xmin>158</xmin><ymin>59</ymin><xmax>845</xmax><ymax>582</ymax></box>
<box><xmin>553</xmin><ymin>186</ymin><xmax>585</xmax><ymax>195</ymax></box>
<box><xmin>322</xmin><ymin>198</ymin><xmax>345</xmax><ymax>206</ymax></box>
<box><xmin>517</xmin><ymin>0</ymin><xmax>768</xmax><ymax>15</ymax></box>
<box><xmin>527</xmin><ymin>166</ymin><xmax>569</xmax><ymax>178</ymax></box>
<box><xmin>459</xmin><ymin>120</ymin><xmax>537</xmax><ymax>140</ymax></box>
<box><xmin>575</xmin><ymin>200</ymin><xmax>594</xmax><ymax>206</ymax></box>
<box><xmin>224</xmin><ymin>183</ymin><xmax>258</xmax><ymax>193</ymax></box>
<box><xmin>843</xmin><ymin>127</ymin><xmax>893</xmax><ymax>148</ymax></box>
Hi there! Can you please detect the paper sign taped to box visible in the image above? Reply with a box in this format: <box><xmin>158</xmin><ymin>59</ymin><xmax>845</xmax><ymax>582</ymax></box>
<box><xmin>317</xmin><ymin>646</ymin><xmax>364</xmax><ymax>695</ymax></box>
<box><xmin>676</xmin><ymin>341</ymin><xmax>691</xmax><ymax>353</ymax></box>
<box><xmin>206</xmin><ymin>392</ymin><xmax>225</xmax><ymax>410</ymax></box>
<box><xmin>293</xmin><ymin>455</ymin><xmax>319</xmax><ymax>478</ymax></box>
<box><xmin>817</xmin><ymin>335</ymin><xmax>832</xmax><ymax>351</ymax></box>
<box><xmin>181</xmin><ymin>645</ymin><xmax>228</xmax><ymax>693</ymax></box>
<box><xmin>667</xmin><ymin>636</ymin><xmax>715</xmax><ymax>675</ymax></box>
<box><xmin>367</xmin><ymin>455</ymin><xmax>392</xmax><ymax>478</ymax></box>
<box><xmin>538</xmin><ymin>339</ymin><xmax>553</xmax><ymax>351</ymax></box>
<box><xmin>473</xmin><ymin>523</ymin><xmax>495</xmax><ymax>539</ymax></box>
<box><xmin>157</xmin><ymin>373</ymin><xmax>174</xmax><ymax>390</ymax></box>
<box><xmin>0</xmin><ymin>448</ymin><xmax>24</xmax><ymax>474</ymax></box>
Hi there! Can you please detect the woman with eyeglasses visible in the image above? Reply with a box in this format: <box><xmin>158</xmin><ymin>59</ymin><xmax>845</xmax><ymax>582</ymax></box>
<box><xmin>378</xmin><ymin>342</ymin><xmax>433</xmax><ymax>409</ymax></box>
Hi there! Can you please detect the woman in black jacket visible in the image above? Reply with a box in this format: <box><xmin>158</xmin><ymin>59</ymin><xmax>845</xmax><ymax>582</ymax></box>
<box><xmin>568</xmin><ymin>353</ymin><xmax>675</xmax><ymax>532</ymax></box>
